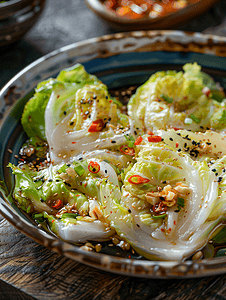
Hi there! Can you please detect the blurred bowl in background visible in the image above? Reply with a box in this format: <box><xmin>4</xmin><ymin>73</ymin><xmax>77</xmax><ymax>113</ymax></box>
<box><xmin>85</xmin><ymin>0</ymin><xmax>221</xmax><ymax>31</ymax></box>
<box><xmin>0</xmin><ymin>0</ymin><xmax>46</xmax><ymax>47</ymax></box>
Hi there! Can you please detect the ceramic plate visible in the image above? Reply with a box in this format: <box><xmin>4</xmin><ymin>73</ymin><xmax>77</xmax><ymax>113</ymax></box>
<box><xmin>1</xmin><ymin>30</ymin><xmax>226</xmax><ymax>279</ymax></box>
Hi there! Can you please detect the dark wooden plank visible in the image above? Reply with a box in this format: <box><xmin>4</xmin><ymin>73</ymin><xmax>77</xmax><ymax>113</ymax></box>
<box><xmin>0</xmin><ymin>279</ymin><xmax>36</xmax><ymax>300</ymax></box>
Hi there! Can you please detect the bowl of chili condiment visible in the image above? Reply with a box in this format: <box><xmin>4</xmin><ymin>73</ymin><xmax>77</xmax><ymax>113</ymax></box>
<box><xmin>85</xmin><ymin>0</ymin><xmax>220</xmax><ymax>31</ymax></box>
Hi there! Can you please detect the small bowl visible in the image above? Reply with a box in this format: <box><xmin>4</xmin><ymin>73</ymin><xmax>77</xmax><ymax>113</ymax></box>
<box><xmin>85</xmin><ymin>0</ymin><xmax>220</xmax><ymax>31</ymax></box>
<box><xmin>0</xmin><ymin>0</ymin><xmax>46</xmax><ymax>47</ymax></box>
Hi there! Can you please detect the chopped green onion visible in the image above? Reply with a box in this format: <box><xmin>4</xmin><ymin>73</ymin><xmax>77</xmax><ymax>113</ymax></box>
<box><xmin>189</xmin><ymin>114</ymin><xmax>200</xmax><ymax>123</ymax></box>
<box><xmin>74</xmin><ymin>164</ymin><xmax>85</xmax><ymax>176</ymax></box>
<box><xmin>160</xmin><ymin>94</ymin><xmax>173</xmax><ymax>103</ymax></box>
<box><xmin>152</xmin><ymin>213</ymin><xmax>166</xmax><ymax>219</ymax></box>
<box><xmin>124</xmin><ymin>135</ymin><xmax>135</xmax><ymax>147</ymax></box>
<box><xmin>32</xmin><ymin>213</ymin><xmax>44</xmax><ymax>223</ymax></box>
<box><xmin>58</xmin><ymin>164</ymin><xmax>68</xmax><ymax>173</ymax></box>
<box><xmin>33</xmin><ymin>213</ymin><xmax>43</xmax><ymax>219</ymax></box>
<box><xmin>61</xmin><ymin>213</ymin><xmax>79</xmax><ymax>219</ymax></box>
<box><xmin>177</xmin><ymin>197</ymin><xmax>185</xmax><ymax>211</ymax></box>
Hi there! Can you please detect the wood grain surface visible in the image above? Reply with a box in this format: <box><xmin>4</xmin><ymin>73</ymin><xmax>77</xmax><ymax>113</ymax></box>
<box><xmin>1</xmin><ymin>1</ymin><xmax>226</xmax><ymax>299</ymax></box>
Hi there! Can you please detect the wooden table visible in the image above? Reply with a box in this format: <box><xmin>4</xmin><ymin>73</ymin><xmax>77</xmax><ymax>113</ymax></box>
<box><xmin>1</xmin><ymin>1</ymin><xmax>226</xmax><ymax>299</ymax></box>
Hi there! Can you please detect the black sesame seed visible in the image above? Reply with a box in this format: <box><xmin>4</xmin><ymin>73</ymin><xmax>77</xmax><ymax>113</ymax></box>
<box><xmin>169</xmin><ymin>138</ymin><xmax>173</xmax><ymax>141</ymax></box>
<box><xmin>105</xmin><ymin>170</ymin><xmax>108</xmax><ymax>174</ymax></box>
<box><xmin>70</xmin><ymin>122</ymin><xmax>74</xmax><ymax>126</ymax></box>
<box><xmin>162</xmin><ymin>181</ymin><xmax>167</xmax><ymax>184</ymax></box>
<box><xmin>40</xmin><ymin>199</ymin><xmax>44</xmax><ymax>203</ymax></box>
<box><xmin>218</xmin><ymin>177</ymin><xmax>223</xmax><ymax>182</ymax></box>
<box><xmin>174</xmin><ymin>210</ymin><xmax>180</xmax><ymax>213</ymax></box>
<box><xmin>111</xmin><ymin>140</ymin><xmax>116</xmax><ymax>143</ymax></box>
<box><xmin>48</xmin><ymin>179</ymin><xmax>53</xmax><ymax>182</ymax></box>
<box><xmin>160</xmin><ymin>196</ymin><xmax>165</xmax><ymax>200</ymax></box>
<box><xmin>212</xmin><ymin>169</ymin><xmax>216</xmax><ymax>172</ymax></box>
<box><xmin>128</xmin><ymin>209</ymin><xmax>131</xmax><ymax>213</ymax></box>
<box><xmin>200</xmin><ymin>126</ymin><xmax>204</xmax><ymax>129</ymax></box>
<box><xmin>206</xmin><ymin>142</ymin><xmax>211</xmax><ymax>145</ymax></box>
<box><xmin>63</xmin><ymin>111</ymin><xmax>67</xmax><ymax>115</ymax></box>
<box><xmin>136</xmin><ymin>224</ymin><xmax>140</xmax><ymax>227</ymax></box>
<box><xmin>177</xmin><ymin>149</ymin><xmax>181</xmax><ymax>152</ymax></box>
<box><xmin>67</xmin><ymin>164</ymin><xmax>71</xmax><ymax>167</ymax></box>
<box><xmin>106</xmin><ymin>96</ymin><xmax>108</xmax><ymax>99</ymax></box>
<box><xmin>215</xmin><ymin>173</ymin><xmax>219</xmax><ymax>176</ymax></box>
<box><xmin>134</xmin><ymin>131</ymin><xmax>137</xmax><ymax>135</ymax></box>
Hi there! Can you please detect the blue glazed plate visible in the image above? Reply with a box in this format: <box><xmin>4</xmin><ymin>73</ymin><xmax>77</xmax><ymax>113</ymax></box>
<box><xmin>1</xmin><ymin>30</ymin><xmax>226</xmax><ymax>278</ymax></box>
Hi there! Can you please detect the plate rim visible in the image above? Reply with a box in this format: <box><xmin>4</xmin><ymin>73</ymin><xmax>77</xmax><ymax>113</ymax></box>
<box><xmin>1</xmin><ymin>30</ymin><xmax>226</xmax><ymax>279</ymax></box>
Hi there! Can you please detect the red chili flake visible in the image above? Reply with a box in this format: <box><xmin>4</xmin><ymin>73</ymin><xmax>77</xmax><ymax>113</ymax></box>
<box><xmin>110</xmin><ymin>211</ymin><xmax>112</xmax><ymax>214</ymax></box>
<box><xmin>88</xmin><ymin>119</ymin><xmax>104</xmax><ymax>132</ymax></box>
<box><xmin>174</xmin><ymin>221</ymin><xmax>176</xmax><ymax>225</ymax></box>
<box><xmin>120</xmin><ymin>145</ymin><xmax>135</xmax><ymax>156</ymax></box>
<box><xmin>176</xmin><ymin>142</ymin><xmax>179</xmax><ymax>148</ymax></box>
<box><xmin>128</xmin><ymin>175</ymin><xmax>150</xmax><ymax>184</ymax></box>
<box><xmin>161</xmin><ymin>228</ymin><xmax>165</xmax><ymax>232</ymax></box>
<box><xmin>57</xmin><ymin>95</ymin><xmax>60</xmax><ymax>98</ymax></box>
<box><xmin>72</xmin><ymin>141</ymin><xmax>77</xmax><ymax>144</ymax></box>
<box><xmin>88</xmin><ymin>161</ymin><xmax>100</xmax><ymax>173</ymax></box>
<box><xmin>148</xmin><ymin>136</ymin><xmax>162</xmax><ymax>143</ymax></box>
<box><xmin>84</xmin><ymin>182</ymin><xmax>88</xmax><ymax>187</ymax></box>
<box><xmin>52</xmin><ymin>199</ymin><xmax>63</xmax><ymax>209</ymax></box>
<box><xmin>148</xmin><ymin>131</ymin><xmax>154</xmax><ymax>135</ymax></box>
<box><xmin>168</xmin><ymin>228</ymin><xmax>171</xmax><ymax>232</ymax></box>
<box><xmin>134</xmin><ymin>136</ymin><xmax>143</xmax><ymax>145</ymax></box>
<box><xmin>52</xmin><ymin>220</ymin><xmax>55</xmax><ymax>223</ymax></box>
<box><xmin>109</xmin><ymin>100</ymin><xmax>112</xmax><ymax>103</ymax></box>
<box><xmin>128</xmin><ymin>255</ymin><xmax>131</xmax><ymax>259</ymax></box>
<box><xmin>172</xmin><ymin>127</ymin><xmax>180</xmax><ymax>131</ymax></box>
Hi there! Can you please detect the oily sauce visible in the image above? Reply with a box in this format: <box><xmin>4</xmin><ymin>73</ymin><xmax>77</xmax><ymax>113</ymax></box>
<box><xmin>102</xmin><ymin>0</ymin><xmax>200</xmax><ymax>19</ymax></box>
